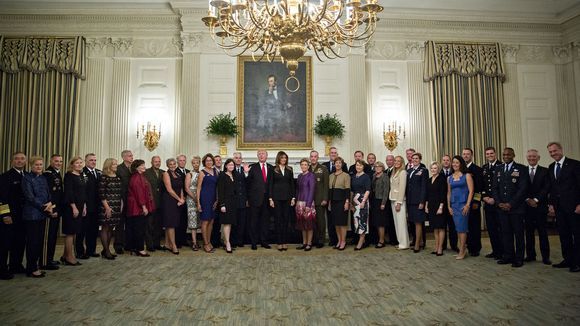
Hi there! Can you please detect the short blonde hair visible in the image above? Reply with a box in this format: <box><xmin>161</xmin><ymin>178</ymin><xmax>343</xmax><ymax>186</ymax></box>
<box><xmin>430</xmin><ymin>161</ymin><xmax>441</xmax><ymax>176</ymax></box>
<box><xmin>67</xmin><ymin>156</ymin><xmax>84</xmax><ymax>173</ymax></box>
<box><xmin>29</xmin><ymin>156</ymin><xmax>43</xmax><ymax>166</ymax></box>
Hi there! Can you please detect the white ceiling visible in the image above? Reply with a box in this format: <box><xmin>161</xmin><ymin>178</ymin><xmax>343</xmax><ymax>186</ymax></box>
<box><xmin>0</xmin><ymin>0</ymin><xmax>579</xmax><ymax>23</ymax></box>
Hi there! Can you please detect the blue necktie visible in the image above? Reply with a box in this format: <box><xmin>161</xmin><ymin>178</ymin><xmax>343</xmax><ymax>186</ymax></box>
<box><xmin>556</xmin><ymin>162</ymin><xmax>561</xmax><ymax>179</ymax></box>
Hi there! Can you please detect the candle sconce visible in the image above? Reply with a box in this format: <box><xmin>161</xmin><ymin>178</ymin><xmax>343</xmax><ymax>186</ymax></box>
<box><xmin>137</xmin><ymin>122</ymin><xmax>161</xmax><ymax>152</ymax></box>
<box><xmin>383</xmin><ymin>121</ymin><xmax>406</xmax><ymax>152</ymax></box>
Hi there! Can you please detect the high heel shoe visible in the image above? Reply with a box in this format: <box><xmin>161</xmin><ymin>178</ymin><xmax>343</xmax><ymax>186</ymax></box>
<box><xmin>354</xmin><ymin>246</ymin><xmax>363</xmax><ymax>251</ymax></box>
<box><xmin>64</xmin><ymin>259</ymin><xmax>81</xmax><ymax>266</ymax></box>
<box><xmin>131</xmin><ymin>251</ymin><xmax>151</xmax><ymax>257</ymax></box>
<box><xmin>203</xmin><ymin>244</ymin><xmax>214</xmax><ymax>253</ymax></box>
<box><xmin>375</xmin><ymin>242</ymin><xmax>385</xmax><ymax>248</ymax></box>
<box><xmin>304</xmin><ymin>245</ymin><xmax>312</xmax><ymax>252</ymax></box>
<box><xmin>101</xmin><ymin>250</ymin><xmax>115</xmax><ymax>260</ymax></box>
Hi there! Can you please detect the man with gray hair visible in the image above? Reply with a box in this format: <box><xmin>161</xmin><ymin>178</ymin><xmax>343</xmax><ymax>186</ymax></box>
<box><xmin>231</xmin><ymin>152</ymin><xmax>249</xmax><ymax>247</ymax></box>
<box><xmin>523</xmin><ymin>149</ymin><xmax>551</xmax><ymax>264</ymax></box>
<box><xmin>114</xmin><ymin>149</ymin><xmax>133</xmax><ymax>254</ymax></box>
<box><xmin>144</xmin><ymin>156</ymin><xmax>165</xmax><ymax>251</ymax></box>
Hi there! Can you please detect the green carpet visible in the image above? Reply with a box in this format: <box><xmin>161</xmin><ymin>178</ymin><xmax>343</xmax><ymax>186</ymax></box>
<box><xmin>1</xmin><ymin>236</ymin><xmax>579</xmax><ymax>325</ymax></box>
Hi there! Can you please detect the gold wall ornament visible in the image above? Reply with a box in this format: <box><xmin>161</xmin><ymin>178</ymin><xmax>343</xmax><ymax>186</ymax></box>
<box><xmin>202</xmin><ymin>0</ymin><xmax>383</xmax><ymax>91</ymax></box>
<box><xmin>324</xmin><ymin>136</ymin><xmax>333</xmax><ymax>156</ymax></box>
<box><xmin>137</xmin><ymin>122</ymin><xmax>161</xmax><ymax>152</ymax></box>
<box><xmin>383</xmin><ymin>121</ymin><xmax>406</xmax><ymax>152</ymax></box>
<box><xmin>219</xmin><ymin>136</ymin><xmax>228</xmax><ymax>156</ymax></box>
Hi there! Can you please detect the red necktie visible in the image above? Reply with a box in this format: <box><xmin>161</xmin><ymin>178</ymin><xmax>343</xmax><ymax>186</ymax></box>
<box><xmin>261</xmin><ymin>163</ymin><xmax>267</xmax><ymax>183</ymax></box>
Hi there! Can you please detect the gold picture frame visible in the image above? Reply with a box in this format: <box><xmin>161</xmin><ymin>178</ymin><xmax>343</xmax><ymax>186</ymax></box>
<box><xmin>237</xmin><ymin>56</ymin><xmax>312</xmax><ymax>150</ymax></box>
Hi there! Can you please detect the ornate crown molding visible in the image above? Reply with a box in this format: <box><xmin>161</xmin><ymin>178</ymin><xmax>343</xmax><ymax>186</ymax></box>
<box><xmin>181</xmin><ymin>32</ymin><xmax>203</xmax><ymax>54</ymax></box>
<box><xmin>111</xmin><ymin>38</ymin><xmax>134</xmax><ymax>58</ymax></box>
<box><xmin>502</xmin><ymin>44</ymin><xmax>520</xmax><ymax>64</ymax></box>
<box><xmin>553</xmin><ymin>44</ymin><xmax>574</xmax><ymax>64</ymax></box>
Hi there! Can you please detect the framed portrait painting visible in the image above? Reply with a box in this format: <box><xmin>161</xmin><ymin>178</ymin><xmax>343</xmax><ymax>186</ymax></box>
<box><xmin>237</xmin><ymin>56</ymin><xmax>312</xmax><ymax>149</ymax></box>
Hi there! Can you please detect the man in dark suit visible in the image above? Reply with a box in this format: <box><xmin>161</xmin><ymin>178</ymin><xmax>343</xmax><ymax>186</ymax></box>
<box><xmin>547</xmin><ymin>142</ymin><xmax>580</xmax><ymax>273</ymax></box>
<box><xmin>144</xmin><ymin>156</ymin><xmax>165</xmax><ymax>251</ymax></box>
<box><xmin>0</xmin><ymin>152</ymin><xmax>27</xmax><ymax>276</ymax></box>
<box><xmin>523</xmin><ymin>149</ymin><xmax>551</xmax><ymax>265</ymax></box>
<box><xmin>115</xmin><ymin>149</ymin><xmax>133</xmax><ymax>254</ymax></box>
<box><xmin>322</xmin><ymin>146</ymin><xmax>346</xmax><ymax>246</ymax></box>
<box><xmin>232</xmin><ymin>152</ymin><xmax>248</xmax><ymax>248</ymax></box>
<box><xmin>41</xmin><ymin>154</ymin><xmax>64</xmax><ymax>269</ymax></box>
<box><xmin>246</xmin><ymin>149</ymin><xmax>273</xmax><ymax>250</ymax></box>
<box><xmin>481</xmin><ymin>147</ymin><xmax>502</xmax><ymax>259</ymax></box>
<box><xmin>492</xmin><ymin>147</ymin><xmax>529</xmax><ymax>268</ymax></box>
<box><xmin>348</xmin><ymin>150</ymin><xmax>372</xmax><ymax>176</ymax></box>
<box><xmin>462</xmin><ymin>148</ymin><xmax>483</xmax><ymax>256</ymax></box>
<box><xmin>440</xmin><ymin>154</ymin><xmax>457</xmax><ymax>251</ymax></box>
<box><xmin>309</xmin><ymin>150</ymin><xmax>329</xmax><ymax>248</ymax></box>
<box><xmin>175</xmin><ymin>154</ymin><xmax>190</xmax><ymax>248</ymax></box>
<box><xmin>76</xmin><ymin>153</ymin><xmax>101</xmax><ymax>259</ymax></box>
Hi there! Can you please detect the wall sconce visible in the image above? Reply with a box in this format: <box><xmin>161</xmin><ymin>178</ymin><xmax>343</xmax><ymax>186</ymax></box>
<box><xmin>383</xmin><ymin>121</ymin><xmax>406</xmax><ymax>152</ymax></box>
<box><xmin>137</xmin><ymin>121</ymin><xmax>161</xmax><ymax>152</ymax></box>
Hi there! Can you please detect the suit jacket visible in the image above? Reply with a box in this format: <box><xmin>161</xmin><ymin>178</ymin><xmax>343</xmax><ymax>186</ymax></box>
<box><xmin>492</xmin><ymin>162</ymin><xmax>529</xmax><ymax>214</ymax></box>
<box><xmin>348</xmin><ymin>163</ymin><xmax>372</xmax><ymax>177</ymax></box>
<box><xmin>406</xmin><ymin>166</ymin><xmax>428</xmax><ymax>205</ymax></box>
<box><xmin>234</xmin><ymin>166</ymin><xmax>248</xmax><ymax>207</ymax></box>
<box><xmin>389</xmin><ymin>169</ymin><xmax>407</xmax><ymax>204</ymax></box>
<box><xmin>246</xmin><ymin>162</ymin><xmax>274</xmax><ymax>206</ymax></box>
<box><xmin>116</xmin><ymin>163</ymin><xmax>132</xmax><ymax>199</ymax></box>
<box><xmin>466</xmin><ymin>162</ymin><xmax>483</xmax><ymax>203</ymax></box>
<box><xmin>323</xmin><ymin>160</ymin><xmax>348</xmax><ymax>174</ymax></box>
<box><xmin>144</xmin><ymin>167</ymin><xmax>165</xmax><ymax>208</ymax></box>
<box><xmin>309</xmin><ymin>163</ymin><xmax>329</xmax><ymax>205</ymax></box>
<box><xmin>43</xmin><ymin>166</ymin><xmax>63</xmax><ymax>214</ymax></box>
<box><xmin>526</xmin><ymin>165</ymin><xmax>549</xmax><ymax>213</ymax></box>
<box><xmin>548</xmin><ymin>157</ymin><xmax>580</xmax><ymax>213</ymax></box>
<box><xmin>481</xmin><ymin>160</ymin><xmax>499</xmax><ymax>199</ymax></box>
<box><xmin>0</xmin><ymin>168</ymin><xmax>25</xmax><ymax>220</ymax></box>
<box><xmin>82</xmin><ymin>167</ymin><xmax>101</xmax><ymax>213</ymax></box>
<box><xmin>269</xmin><ymin>166</ymin><xmax>295</xmax><ymax>201</ymax></box>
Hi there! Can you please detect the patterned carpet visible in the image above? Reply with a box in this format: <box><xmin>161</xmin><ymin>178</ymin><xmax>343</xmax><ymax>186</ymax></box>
<box><xmin>1</xmin><ymin>235</ymin><xmax>579</xmax><ymax>325</ymax></box>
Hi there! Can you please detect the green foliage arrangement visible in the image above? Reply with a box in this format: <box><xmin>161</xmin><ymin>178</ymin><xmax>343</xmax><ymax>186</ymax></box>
<box><xmin>313</xmin><ymin>113</ymin><xmax>346</xmax><ymax>138</ymax></box>
<box><xmin>205</xmin><ymin>113</ymin><xmax>238</xmax><ymax>137</ymax></box>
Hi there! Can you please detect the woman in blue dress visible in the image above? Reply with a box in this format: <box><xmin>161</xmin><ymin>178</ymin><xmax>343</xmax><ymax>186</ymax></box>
<box><xmin>197</xmin><ymin>153</ymin><xmax>219</xmax><ymax>253</ymax></box>
<box><xmin>447</xmin><ymin>155</ymin><xmax>474</xmax><ymax>260</ymax></box>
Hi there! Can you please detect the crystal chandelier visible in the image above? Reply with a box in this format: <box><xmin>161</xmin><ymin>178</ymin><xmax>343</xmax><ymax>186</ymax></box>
<box><xmin>202</xmin><ymin>0</ymin><xmax>383</xmax><ymax>91</ymax></box>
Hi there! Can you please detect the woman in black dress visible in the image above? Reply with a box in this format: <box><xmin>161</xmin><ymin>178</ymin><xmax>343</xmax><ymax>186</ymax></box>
<box><xmin>162</xmin><ymin>158</ymin><xmax>185</xmax><ymax>254</ymax></box>
<box><xmin>62</xmin><ymin>156</ymin><xmax>87</xmax><ymax>266</ymax></box>
<box><xmin>98</xmin><ymin>158</ymin><xmax>123</xmax><ymax>260</ymax></box>
<box><xmin>328</xmin><ymin>157</ymin><xmax>351</xmax><ymax>250</ymax></box>
<box><xmin>217</xmin><ymin>159</ymin><xmax>238</xmax><ymax>253</ymax></box>
<box><xmin>426</xmin><ymin>162</ymin><xmax>448</xmax><ymax>256</ymax></box>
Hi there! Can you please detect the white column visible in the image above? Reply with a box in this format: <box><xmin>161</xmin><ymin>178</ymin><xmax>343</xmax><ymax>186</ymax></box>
<box><xmin>503</xmin><ymin>62</ymin><xmax>524</xmax><ymax>158</ymax></box>
<box><xmin>78</xmin><ymin>57</ymin><xmax>108</xmax><ymax>159</ymax></box>
<box><xmin>555</xmin><ymin>62</ymin><xmax>579</xmax><ymax>158</ymax></box>
<box><xmin>176</xmin><ymin>33</ymin><xmax>202</xmax><ymax>156</ymax></box>
<box><xmin>407</xmin><ymin>61</ymin><xmax>434</xmax><ymax>163</ymax></box>
<box><xmin>348</xmin><ymin>52</ymin><xmax>370</xmax><ymax>154</ymax></box>
<box><xmin>108</xmin><ymin>58</ymin><xmax>132</xmax><ymax>159</ymax></box>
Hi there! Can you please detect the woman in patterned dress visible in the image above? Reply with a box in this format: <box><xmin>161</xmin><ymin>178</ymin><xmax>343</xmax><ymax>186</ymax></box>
<box><xmin>98</xmin><ymin>158</ymin><xmax>123</xmax><ymax>260</ymax></box>
<box><xmin>351</xmin><ymin>160</ymin><xmax>371</xmax><ymax>251</ymax></box>
<box><xmin>185</xmin><ymin>156</ymin><xmax>201</xmax><ymax>251</ymax></box>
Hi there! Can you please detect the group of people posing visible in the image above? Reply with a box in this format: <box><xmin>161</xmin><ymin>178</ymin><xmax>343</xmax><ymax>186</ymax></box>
<box><xmin>0</xmin><ymin>141</ymin><xmax>578</xmax><ymax>280</ymax></box>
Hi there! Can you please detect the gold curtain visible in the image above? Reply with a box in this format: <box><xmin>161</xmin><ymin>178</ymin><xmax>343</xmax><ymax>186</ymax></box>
<box><xmin>0</xmin><ymin>36</ymin><xmax>85</xmax><ymax>169</ymax></box>
<box><xmin>424</xmin><ymin>41</ymin><xmax>506</xmax><ymax>164</ymax></box>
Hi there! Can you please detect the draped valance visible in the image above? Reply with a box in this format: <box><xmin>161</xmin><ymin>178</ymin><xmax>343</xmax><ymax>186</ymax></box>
<box><xmin>0</xmin><ymin>36</ymin><xmax>86</xmax><ymax>79</ymax></box>
<box><xmin>423</xmin><ymin>41</ymin><xmax>505</xmax><ymax>82</ymax></box>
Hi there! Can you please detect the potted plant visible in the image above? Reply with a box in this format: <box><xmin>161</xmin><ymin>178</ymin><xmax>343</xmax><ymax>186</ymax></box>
<box><xmin>204</xmin><ymin>113</ymin><xmax>238</xmax><ymax>156</ymax></box>
<box><xmin>313</xmin><ymin>113</ymin><xmax>346</xmax><ymax>155</ymax></box>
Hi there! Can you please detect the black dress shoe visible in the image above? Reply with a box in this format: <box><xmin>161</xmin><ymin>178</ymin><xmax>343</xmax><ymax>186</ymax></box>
<box><xmin>430</xmin><ymin>251</ymin><xmax>437</xmax><ymax>255</ymax></box>
<box><xmin>497</xmin><ymin>259</ymin><xmax>512</xmax><ymax>265</ymax></box>
<box><xmin>261</xmin><ymin>244</ymin><xmax>271</xmax><ymax>249</ymax></box>
<box><xmin>542</xmin><ymin>259</ymin><xmax>552</xmax><ymax>265</ymax></box>
<box><xmin>90</xmin><ymin>253</ymin><xmax>100</xmax><ymax>258</ymax></box>
<box><xmin>147</xmin><ymin>248</ymin><xmax>156</xmax><ymax>252</ymax></box>
<box><xmin>237</xmin><ymin>244</ymin><xmax>245</xmax><ymax>248</ymax></box>
<box><xmin>485</xmin><ymin>253</ymin><xmax>496</xmax><ymax>258</ymax></box>
<box><xmin>64</xmin><ymin>260</ymin><xmax>82</xmax><ymax>266</ymax></box>
<box><xmin>0</xmin><ymin>271</ymin><xmax>14</xmax><ymax>280</ymax></box>
<box><xmin>9</xmin><ymin>265</ymin><xmax>26</xmax><ymax>274</ymax></box>
<box><xmin>436</xmin><ymin>253</ymin><xmax>444</xmax><ymax>257</ymax></box>
<box><xmin>48</xmin><ymin>260</ymin><xmax>60</xmax><ymax>266</ymax></box>
<box><xmin>315</xmin><ymin>243</ymin><xmax>324</xmax><ymax>249</ymax></box>
<box><xmin>552</xmin><ymin>261</ymin><xmax>569</xmax><ymax>268</ymax></box>
<box><xmin>512</xmin><ymin>261</ymin><xmax>524</xmax><ymax>268</ymax></box>
<box><xmin>524</xmin><ymin>256</ymin><xmax>536</xmax><ymax>262</ymax></box>
<box><xmin>296</xmin><ymin>245</ymin><xmax>306</xmax><ymax>250</ymax></box>
<box><xmin>41</xmin><ymin>265</ymin><xmax>59</xmax><ymax>271</ymax></box>
<box><xmin>570</xmin><ymin>266</ymin><xmax>580</xmax><ymax>273</ymax></box>
<box><xmin>77</xmin><ymin>254</ymin><xmax>90</xmax><ymax>260</ymax></box>
<box><xmin>469</xmin><ymin>252</ymin><xmax>480</xmax><ymax>257</ymax></box>
<box><xmin>115</xmin><ymin>248</ymin><xmax>124</xmax><ymax>255</ymax></box>
<box><xmin>251</xmin><ymin>245</ymin><xmax>258</xmax><ymax>250</ymax></box>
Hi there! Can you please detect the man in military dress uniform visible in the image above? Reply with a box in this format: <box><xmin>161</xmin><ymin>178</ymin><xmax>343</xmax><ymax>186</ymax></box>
<box><xmin>309</xmin><ymin>150</ymin><xmax>329</xmax><ymax>248</ymax></box>
<box><xmin>481</xmin><ymin>147</ymin><xmax>502</xmax><ymax>260</ymax></box>
<box><xmin>41</xmin><ymin>154</ymin><xmax>64</xmax><ymax>269</ymax></box>
<box><xmin>0</xmin><ymin>152</ymin><xmax>27</xmax><ymax>276</ymax></box>
<box><xmin>492</xmin><ymin>147</ymin><xmax>529</xmax><ymax>268</ymax></box>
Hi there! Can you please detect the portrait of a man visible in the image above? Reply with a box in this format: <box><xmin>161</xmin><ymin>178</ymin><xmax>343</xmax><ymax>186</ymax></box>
<box><xmin>237</xmin><ymin>57</ymin><xmax>312</xmax><ymax>149</ymax></box>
